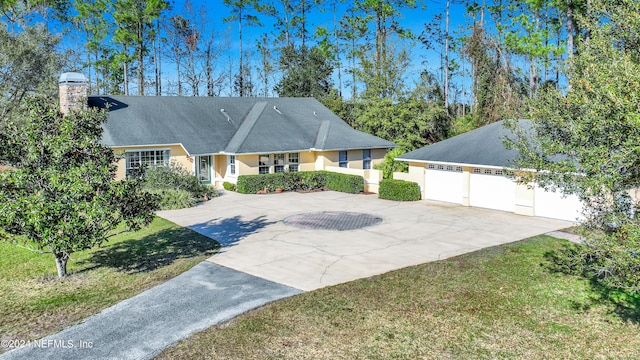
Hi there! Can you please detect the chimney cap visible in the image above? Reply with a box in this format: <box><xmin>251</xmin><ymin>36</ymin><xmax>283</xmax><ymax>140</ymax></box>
<box><xmin>59</xmin><ymin>72</ymin><xmax>87</xmax><ymax>84</ymax></box>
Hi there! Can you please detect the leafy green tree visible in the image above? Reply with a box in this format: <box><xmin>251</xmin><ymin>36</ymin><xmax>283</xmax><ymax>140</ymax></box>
<box><xmin>259</xmin><ymin>0</ymin><xmax>296</xmax><ymax>47</ymax></box>
<box><xmin>72</xmin><ymin>0</ymin><xmax>111</xmax><ymax>94</ymax></box>
<box><xmin>504</xmin><ymin>0</ymin><xmax>563</xmax><ymax>96</ymax></box>
<box><xmin>507</xmin><ymin>0</ymin><xmax>640</xmax><ymax>293</ymax></box>
<box><xmin>353</xmin><ymin>98</ymin><xmax>449</xmax><ymax>151</ymax></box>
<box><xmin>0</xmin><ymin>97</ymin><xmax>159</xmax><ymax>278</ymax></box>
<box><xmin>0</xmin><ymin>0</ymin><xmax>69</xmax><ymax>26</ymax></box>
<box><xmin>374</xmin><ymin>147</ymin><xmax>408</xmax><ymax>179</ymax></box>
<box><xmin>0</xmin><ymin>24</ymin><xmax>64</xmax><ymax>121</ymax></box>
<box><xmin>275</xmin><ymin>44</ymin><xmax>334</xmax><ymax>98</ymax></box>
<box><xmin>113</xmin><ymin>0</ymin><xmax>168</xmax><ymax>95</ymax></box>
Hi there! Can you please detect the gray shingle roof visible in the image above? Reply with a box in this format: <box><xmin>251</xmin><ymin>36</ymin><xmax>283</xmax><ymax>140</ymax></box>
<box><xmin>90</xmin><ymin>96</ymin><xmax>396</xmax><ymax>155</ymax></box>
<box><xmin>397</xmin><ymin>120</ymin><xmax>529</xmax><ymax>168</ymax></box>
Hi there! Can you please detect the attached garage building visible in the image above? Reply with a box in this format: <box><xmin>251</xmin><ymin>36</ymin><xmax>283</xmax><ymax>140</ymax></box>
<box><xmin>395</xmin><ymin>120</ymin><xmax>583</xmax><ymax>222</ymax></box>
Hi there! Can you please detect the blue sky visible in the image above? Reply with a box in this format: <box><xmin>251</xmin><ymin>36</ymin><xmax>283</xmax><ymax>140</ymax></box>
<box><xmin>176</xmin><ymin>0</ymin><xmax>474</xmax><ymax>97</ymax></box>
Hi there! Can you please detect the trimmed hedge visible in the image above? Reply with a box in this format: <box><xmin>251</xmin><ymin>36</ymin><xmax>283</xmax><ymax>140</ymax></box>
<box><xmin>324</xmin><ymin>171</ymin><xmax>364</xmax><ymax>194</ymax></box>
<box><xmin>223</xmin><ymin>182</ymin><xmax>237</xmax><ymax>191</ymax></box>
<box><xmin>236</xmin><ymin>171</ymin><xmax>364</xmax><ymax>194</ymax></box>
<box><xmin>378</xmin><ymin>179</ymin><xmax>421</xmax><ymax>201</ymax></box>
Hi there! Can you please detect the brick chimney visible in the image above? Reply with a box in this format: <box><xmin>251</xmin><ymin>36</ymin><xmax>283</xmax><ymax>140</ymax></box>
<box><xmin>58</xmin><ymin>72</ymin><xmax>88</xmax><ymax>115</ymax></box>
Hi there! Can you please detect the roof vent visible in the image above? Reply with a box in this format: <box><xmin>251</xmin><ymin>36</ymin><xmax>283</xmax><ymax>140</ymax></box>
<box><xmin>313</xmin><ymin>111</ymin><xmax>317</xmax><ymax>117</ymax></box>
<box><xmin>273</xmin><ymin>105</ymin><xmax>282</xmax><ymax>114</ymax></box>
<box><xmin>220</xmin><ymin>108</ymin><xmax>232</xmax><ymax>122</ymax></box>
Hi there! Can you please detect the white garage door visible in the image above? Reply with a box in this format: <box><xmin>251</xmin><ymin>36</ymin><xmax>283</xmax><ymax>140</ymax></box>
<box><xmin>469</xmin><ymin>169</ymin><xmax>516</xmax><ymax>212</ymax></box>
<box><xmin>534</xmin><ymin>186</ymin><xmax>583</xmax><ymax>221</ymax></box>
<box><xmin>425</xmin><ymin>165</ymin><xmax>463</xmax><ymax>204</ymax></box>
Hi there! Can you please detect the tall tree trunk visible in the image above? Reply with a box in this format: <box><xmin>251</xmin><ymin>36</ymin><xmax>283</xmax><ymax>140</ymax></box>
<box><xmin>123</xmin><ymin>44</ymin><xmax>129</xmax><ymax>95</ymax></box>
<box><xmin>137</xmin><ymin>21</ymin><xmax>145</xmax><ymax>96</ymax></box>
<box><xmin>529</xmin><ymin>56</ymin><xmax>536</xmax><ymax>97</ymax></box>
<box><xmin>301</xmin><ymin>0</ymin><xmax>306</xmax><ymax>47</ymax></box>
<box><xmin>177</xmin><ymin>57</ymin><xmax>182</xmax><ymax>96</ymax></box>
<box><xmin>351</xmin><ymin>36</ymin><xmax>357</xmax><ymax>100</ymax></box>
<box><xmin>333</xmin><ymin>1</ymin><xmax>342</xmax><ymax>98</ymax></box>
<box><xmin>566</xmin><ymin>1</ymin><xmax>574</xmax><ymax>58</ymax></box>
<box><xmin>86</xmin><ymin>33</ymin><xmax>92</xmax><ymax>94</ymax></box>
<box><xmin>95</xmin><ymin>50</ymin><xmax>100</xmax><ymax>94</ymax></box>
<box><xmin>239</xmin><ymin>8</ymin><xmax>244</xmax><ymax>97</ymax></box>
<box><xmin>206</xmin><ymin>42</ymin><xmax>213</xmax><ymax>96</ymax></box>
<box><xmin>444</xmin><ymin>0</ymin><xmax>450</xmax><ymax>112</ymax></box>
<box><xmin>155</xmin><ymin>18</ymin><xmax>161</xmax><ymax>96</ymax></box>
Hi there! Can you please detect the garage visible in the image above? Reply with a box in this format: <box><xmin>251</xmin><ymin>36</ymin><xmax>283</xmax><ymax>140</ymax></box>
<box><xmin>469</xmin><ymin>168</ymin><xmax>516</xmax><ymax>212</ymax></box>
<box><xmin>424</xmin><ymin>164</ymin><xmax>463</xmax><ymax>204</ymax></box>
<box><xmin>534</xmin><ymin>186</ymin><xmax>583</xmax><ymax>221</ymax></box>
<box><xmin>396</xmin><ymin>120</ymin><xmax>584</xmax><ymax>222</ymax></box>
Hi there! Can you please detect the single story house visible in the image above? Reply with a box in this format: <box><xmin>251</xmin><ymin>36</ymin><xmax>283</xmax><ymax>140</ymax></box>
<box><xmin>59</xmin><ymin>73</ymin><xmax>396</xmax><ymax>190</ymax></box>
<box><xmin>394</xmin><ymin>120</ymin><xmax>583</xmax><ymax>222</ymax></box>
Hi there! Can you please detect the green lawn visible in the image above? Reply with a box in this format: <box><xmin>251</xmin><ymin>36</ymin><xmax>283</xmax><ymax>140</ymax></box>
<box><xmin>0</xmin><ymin>217</ymin><xmax>219</xmax><ymax>351</ymax></box>
<box><xmin>157</xmin><ymin>236</ymin><xmax>640</xmax><ymax>359</ymax></box>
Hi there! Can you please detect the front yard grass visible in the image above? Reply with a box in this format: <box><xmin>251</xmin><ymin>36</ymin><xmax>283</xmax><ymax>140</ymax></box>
<box><xmin>0</xmin><ymin>217</ymin><xmax>219</xmax><ymax>352</ymax></box>
<box><xmin>158</xmin><ymin>235</ymin><xmax>640</xmax><ymax>359</ymax></box>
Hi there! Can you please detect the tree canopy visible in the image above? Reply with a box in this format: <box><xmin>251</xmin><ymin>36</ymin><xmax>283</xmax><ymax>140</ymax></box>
<box><xmin>0</xmin><ymin>97</ymin><xmax>159</xmax><ymax>278</ymax></box>
<box><xmin>275</xmin><ymin>44</ymin><xmax>333</xmax><ymax>99</ymax></box>
<box><xmin>507</xmin><ymin>0</ymin><xmax>640</xmax><ymax>294</ymax></box>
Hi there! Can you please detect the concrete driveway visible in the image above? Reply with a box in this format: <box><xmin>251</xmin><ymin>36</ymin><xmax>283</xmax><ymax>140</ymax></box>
<box><xmin>159</xmin><ymin>191</ymin><xmax>573</xmax><ymax>291</ymax></box>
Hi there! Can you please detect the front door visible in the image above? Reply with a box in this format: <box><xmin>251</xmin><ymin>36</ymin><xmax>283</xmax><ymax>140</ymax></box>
<box><xmin>197</xmin><ymin>156</ymin><xmax>211</xmax><ymax>184</ymax></box>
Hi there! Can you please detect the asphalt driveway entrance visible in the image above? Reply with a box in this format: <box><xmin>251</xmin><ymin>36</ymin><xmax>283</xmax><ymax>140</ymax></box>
<box><xmin>159</xmin><ymin>191</ymin><xmax>573</xmax><ymax>291</ymax></box>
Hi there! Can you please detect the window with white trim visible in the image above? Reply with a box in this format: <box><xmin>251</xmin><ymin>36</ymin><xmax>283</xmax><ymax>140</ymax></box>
<box><xmin>257</xmin><ymin>153</ymin><xmax>301</xmax><ymax>173</ymax></box>
<box><xmin>363</xmin><ymin>149</ymin><xmax>371</xmax><ymax>170</ymax></box>
<box><xmin>125</xmin><ymin>149</ymin><xmax>169</xmax><ymax>177</ymax></box>
<box><xmin>229</xmin><ymin>155</ymin><xmax>236</xmax><ymax>175</ymax></box>
<box><xmin>288</xmin><ymin>152</ymin><xmax>299</xmax><ymax>172</ymax></box>
<box><xmin>274</xmin><ymin>153</ymin><xmax>286</xmax><ymax>173</ymax></box>
<box><xmin>259</xmin><ymin>154</ymin><xmax>270</xmax><ymax>174</ymax></box>
<box><xmin>339</xmin><ymin>151</ymin><xmax>348</xmax><ymax>168</ymax></box>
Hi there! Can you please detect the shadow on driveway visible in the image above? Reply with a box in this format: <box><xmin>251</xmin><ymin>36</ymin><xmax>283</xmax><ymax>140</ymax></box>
<box><xmin>189</xmin><ymin>215</ymin><xmax>276</xmax><ymax>247</ymax></box>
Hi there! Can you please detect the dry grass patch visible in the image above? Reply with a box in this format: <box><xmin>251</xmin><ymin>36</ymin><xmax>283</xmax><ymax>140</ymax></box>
<box><xmin>0</xmin><ymin>217</ymin><xmax>219</xmax><ymax>353</ymax></box>
<box><xmin>157</xmin><ymin>236</ymin><xmax>640</xmax><ymax>359</ymax></box>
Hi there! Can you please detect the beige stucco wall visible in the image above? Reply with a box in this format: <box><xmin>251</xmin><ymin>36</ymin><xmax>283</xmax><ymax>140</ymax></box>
<box><xmin>393</xmin><ymin>162</ymin><xmax>425</xmax><ymax>199</ymax></box>
<box><xmin>112</xmin><ymin>145</ymin><xmax>192</xmax><ymax>180</ymax></box>
<box><xmin>318</xmin><ymin>151</ymin><xmax>339</xmax><ymax>168</ymax></box>
<box><xmin>112</xmin><ymin>147</ymin><xmax>391</xmax><ymax>186</ymax></box>
<box><xmin>314</xmin><ymin>148</ymin><xmax>388</xmax><ymax>170</ymax></box>
<box><xmin>237</xmin><ymin>154</ymin><xmax>259</xmax><ymax>175</ymax></box>
<box><xmin>371</xmin><ymin>148</ymin><xmax>387</xmax><ymax>167</ymax></box>
<box><xmin>299</xmin><ymin>151</ymin><xmax>316</xmax><ymax>171</ymax></box>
